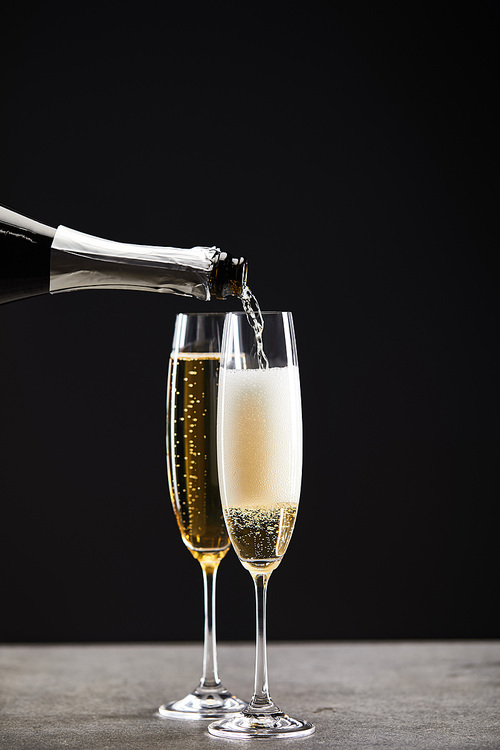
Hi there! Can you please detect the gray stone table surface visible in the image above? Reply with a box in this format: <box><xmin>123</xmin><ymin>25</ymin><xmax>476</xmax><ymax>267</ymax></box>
<box><xmin>0</xmin><ymin>641</ymin><xmax>499</xmax><ymax>749</ymax></box>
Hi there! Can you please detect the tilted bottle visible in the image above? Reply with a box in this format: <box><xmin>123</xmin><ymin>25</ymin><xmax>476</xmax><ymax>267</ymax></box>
<box><xmin>0</xmin><ymin>205</ymin><xmax>247</xmax><ymax>305</ymax></box>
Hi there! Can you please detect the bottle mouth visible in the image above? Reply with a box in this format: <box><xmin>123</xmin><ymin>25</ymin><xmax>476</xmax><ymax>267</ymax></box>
<box><xmin>211</xmin><ymin>252</ymin><xmax>248</xmax><ymax>299</ymax></box>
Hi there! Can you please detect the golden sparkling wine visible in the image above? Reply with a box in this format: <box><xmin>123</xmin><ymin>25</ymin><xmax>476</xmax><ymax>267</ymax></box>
<box><xmin>218</xmin><ymin>365</ymin><xmax>302</xmax><ymax>575</ymax></box>
<box><xmin>224</xmin><ymin>505</ymin><xmax>298</xmax><ymax>574</ymax></box>
<box><xmin>167</xmin><ymin>353</ymin><xmax>229</xmax><ymax>565</ymax></box>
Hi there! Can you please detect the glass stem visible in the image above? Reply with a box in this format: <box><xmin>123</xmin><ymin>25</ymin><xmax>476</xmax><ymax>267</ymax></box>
<box><xmin>199</xmin><ymin>561</ymin><xmax>221</xmax><ymax>689</ymax></box>
<box><xmin>245</xmin><ymin>572</ymin><xmax>281</xmax><ymax>715</ymax></box>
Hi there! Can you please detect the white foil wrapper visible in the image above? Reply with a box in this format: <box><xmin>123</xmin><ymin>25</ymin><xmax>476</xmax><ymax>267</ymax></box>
<box><xmin>49</xmin><ymin>226</ymin><xmax>220</xmax><ymax>300</ymax></box>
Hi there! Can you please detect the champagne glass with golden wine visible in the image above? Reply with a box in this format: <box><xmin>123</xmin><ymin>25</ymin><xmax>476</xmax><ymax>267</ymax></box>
<box><xmin>208</xmin><ymin>311</ymin><xmax>315</xmax><ymax>739</ymax></box>
<box><xmin>159</xmin><ymin>312</ymin><xmax>246</xmax><ymax>719</ymax></box>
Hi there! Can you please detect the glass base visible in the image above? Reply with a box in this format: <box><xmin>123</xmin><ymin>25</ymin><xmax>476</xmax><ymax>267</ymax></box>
<box><xmin>158</xmin><ymin>685</ymin><xmax>247</xmax><ymax>720</ymax></box>
<box><xmin>208</xmin><ymin>711</ymin><xmax>315</xmax><ymax>739</ymax></box>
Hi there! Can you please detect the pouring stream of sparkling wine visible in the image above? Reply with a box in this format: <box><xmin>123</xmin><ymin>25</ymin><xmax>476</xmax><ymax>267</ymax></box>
<box><xmin>239</xmin><ymin>285</ymin><xmax>269</xmax><ymax>369</ymax></box>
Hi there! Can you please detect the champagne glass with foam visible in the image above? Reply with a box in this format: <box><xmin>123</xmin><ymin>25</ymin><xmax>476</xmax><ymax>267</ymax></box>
<box><xmin>159</xmin><ymin>312</ymin><xmax>246</xmax><ymax>719</ymax></box>
<box><xmin>208</xmin><ymin>311</ymin><xmax>315</xmax><ymax>739</ymax></box>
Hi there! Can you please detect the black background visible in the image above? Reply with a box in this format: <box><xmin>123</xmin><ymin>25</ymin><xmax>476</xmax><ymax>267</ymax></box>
<box><xmin>0</xmin><ymin>1</ymin><xmax>497</xmax><ymax>643</ymax></box>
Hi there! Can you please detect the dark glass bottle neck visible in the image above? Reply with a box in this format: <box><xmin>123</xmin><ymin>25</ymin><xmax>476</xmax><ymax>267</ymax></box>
<box><xmin>0</xmin><ymin>209</ymin><xmax>54</xmax><ymax>304</ymax></box>
<box><xmin>0</xmin><ymin>204</ymin><xmax>248</xmax><ymax>303</ymax></box>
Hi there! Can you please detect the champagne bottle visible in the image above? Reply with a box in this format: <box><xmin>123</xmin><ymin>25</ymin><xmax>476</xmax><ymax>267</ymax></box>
<box><xmin>0</xmin><ymin>205</ymin><xmax>247</xmax><ymax>305</ymax></box>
